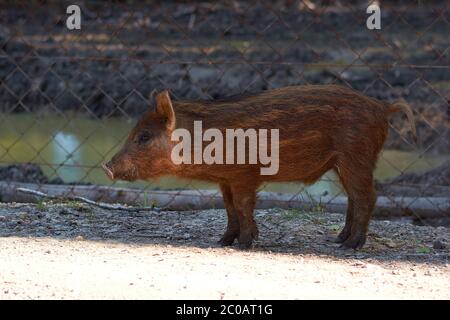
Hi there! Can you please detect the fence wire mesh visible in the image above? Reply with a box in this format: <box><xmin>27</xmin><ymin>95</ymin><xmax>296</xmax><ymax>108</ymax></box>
<box><xmin>0</xmin><ymin>0</ymin><xmax>449</xmax><ymax>223</ymax></box>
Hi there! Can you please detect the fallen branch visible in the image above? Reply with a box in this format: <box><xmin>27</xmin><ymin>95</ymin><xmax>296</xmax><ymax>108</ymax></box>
<box><xmin>16</xmin><ymin>187</ymin><xmax>162</xmax><ymax>212</ymax></box>
<box><xmin>2</xmin><ymin>182</ymin><xmax>449</xmax><ymax>218</ymax></box>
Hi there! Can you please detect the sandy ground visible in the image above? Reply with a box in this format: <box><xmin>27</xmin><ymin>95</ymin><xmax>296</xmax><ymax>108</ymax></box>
<box><xmin>1</xmin><ymin>237</ymin><xmax>449</xmax><ymax>299</ymax></box>
<box><xmin>0</xmin><ymin>203</ymin><xmax>449</xmax><ymax>299</ymax></box>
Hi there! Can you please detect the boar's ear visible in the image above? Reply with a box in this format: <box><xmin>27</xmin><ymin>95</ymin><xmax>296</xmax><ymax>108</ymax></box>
<box><xmin>148</xmin><ymin>89</ymin><xmax>157</xmax><ymax>107</ymax></box>
<box><xmin>155</xmin><ymin>90</ymin><xmax>176</xmax><ymax>131</ymax></box>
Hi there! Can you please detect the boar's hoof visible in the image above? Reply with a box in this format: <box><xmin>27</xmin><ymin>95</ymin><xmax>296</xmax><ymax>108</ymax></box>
<box><xmin>325</xmin><ymin>234</ymin><xmax>347</xmax><ymax>243</ymax></box>
<box><xmin>237</xmin><ymin>227</ymin><xmax>258</xmax><ymax>250</ymax></box>
<box><xmin>238</xmin><ymin>239</ymin><xmax>253</xmax><ymax>250</ymax></box>
<box><xmin>339</xmin><ymin>233</ymin><xmax>366</xmax><ymax>250</ymax></box>
<box><xmin>333</xmin><ymin>227</ymin><xmax>352</xmax><ymax>243</ymax></box>
<box><xmin>218</xmin><ymin>230</ymin><xmax>239</xmax><ymax>246</ymax></box>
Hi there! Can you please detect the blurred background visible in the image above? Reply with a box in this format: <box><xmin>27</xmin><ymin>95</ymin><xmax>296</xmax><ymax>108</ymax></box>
<box><xmin>0</xmin><ymin>0</ymin><xmax>448</xmax><ymax>223</ymax></box>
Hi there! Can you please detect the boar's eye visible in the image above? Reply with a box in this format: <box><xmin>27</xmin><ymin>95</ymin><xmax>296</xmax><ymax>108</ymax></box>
<box><xmin>137</xmin><ymin>131</ymin><xmax>151</xmax><ymax>145</ymax></box>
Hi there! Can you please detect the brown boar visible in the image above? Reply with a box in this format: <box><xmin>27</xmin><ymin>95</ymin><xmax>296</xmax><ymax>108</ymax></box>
<box><xmin>102</xmin><ymin>85</ymin><xmax>416</xmax><ymax>249</ymax></box>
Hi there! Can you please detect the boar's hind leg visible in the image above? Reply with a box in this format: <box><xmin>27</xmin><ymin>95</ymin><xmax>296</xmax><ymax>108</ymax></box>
<box><xmin>218</xmin><ymin>183</ymin><xmax>240</xmax><ymax>246</ymax></box>
<box><xmin>333</xmin><ymin>197</ymin><xmax>354</xmax><ymax>244</ymax></box>
<box><xmin>335</xmin><ymin>163</ymin><xmax>376</xmax><ymax>249</ymax></box>
<box><xmin>332</xmin><ymin>167</ymin><xmax>354</xmax><ymax>243</ymax></box>
<box><xmin>230</xmin><ymin>184</ymin><xmax>258</xmax><ymax>249</ymax></box>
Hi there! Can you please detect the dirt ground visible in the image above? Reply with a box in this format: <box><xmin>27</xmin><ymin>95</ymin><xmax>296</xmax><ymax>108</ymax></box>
<box><xmin>0</xmin><ymin>202</ymin><xmax>448</xmax><ymax>299</ymax></box>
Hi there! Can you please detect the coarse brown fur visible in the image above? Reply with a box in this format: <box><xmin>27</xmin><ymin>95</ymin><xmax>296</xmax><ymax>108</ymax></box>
<box><xmin>103</xmin><ymin>85</ymin><xmax>416</xmax><ymax>250</ymax></box>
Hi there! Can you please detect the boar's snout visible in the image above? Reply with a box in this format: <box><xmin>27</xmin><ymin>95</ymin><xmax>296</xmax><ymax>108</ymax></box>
<box><xmin>102</xmin><ymin>162</ymin><xmax>115</xmax><ymax>180</ymax></box>
<box><xmin>102</xmin><ymin>153</ymin><xmax>138</xmax><ymax>181</ymax></box>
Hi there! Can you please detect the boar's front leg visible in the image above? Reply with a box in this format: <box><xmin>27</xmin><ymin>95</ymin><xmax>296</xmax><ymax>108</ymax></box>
<box><xmin>229</xmin><ymin>183</ymin><xmax>258</xmax><ymax>249</ymax></box>
<box><xmin>218</xmin><ymin>183</ymin><xmax>240</xmax><ymax>246</ymax></box>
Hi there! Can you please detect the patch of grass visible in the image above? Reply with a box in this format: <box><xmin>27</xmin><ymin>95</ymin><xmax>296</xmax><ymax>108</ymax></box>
<box><xmin>280</xmin><ymin>191</ymin><xmax>328</xmax><ymax>223</ymax></box>
<box><xmin>305</xmin><ymin>190</ymin><xmax>326</xmax><ymax>214</ymax></box>
<box><xmin>416</xmin><ymin>246</ymin><xmax>432</xmax><ymax>254</ymax></box>
<box><xmin>327</xmin><ymin>224</ymin><xmax>341</xmax><ymax>231</ymax></box>
<box><xmin>141</xmin><ymin>193</ymin><xmax>158</xmax><ymax>209</ymax></box>
<box><xmin>36</xmin><ymin>200</ymin><xmax>46</xmax><ymax>211</ymax></box>
<box><xmin>282</xmin><ymin>208</ymin><xmax>305</xmax><ymax>221</ymax></box>
<box><xmin>281</xmin><ymin>208</ymin><xmax>326</xmax><ymax>224</ymax></box>
<box><xmin>66</xmin><ymin>201</ymin><xmax>91</xmax><ymax>213</ymax></box>
<box><xmin>229</xmin><ymin>40</ymin><xmax>252</xmax><ymax>50</ymax></box>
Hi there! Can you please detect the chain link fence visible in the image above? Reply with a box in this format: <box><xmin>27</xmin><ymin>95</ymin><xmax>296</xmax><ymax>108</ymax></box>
<box><xmin>0</xmin><ymin>0</ymin><xmax>449</xmax><ymax>223</ymax></box>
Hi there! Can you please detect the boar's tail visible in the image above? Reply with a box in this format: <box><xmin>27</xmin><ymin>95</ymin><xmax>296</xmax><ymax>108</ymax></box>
<box><xmin>387</xmin><ymin>100</ymin><xmax>417</xmax><ymax>143</ymax></box>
